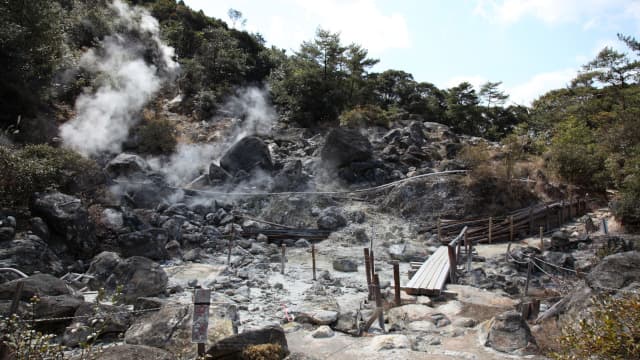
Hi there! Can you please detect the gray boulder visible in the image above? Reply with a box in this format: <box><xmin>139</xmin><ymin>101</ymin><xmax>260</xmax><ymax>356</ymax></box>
<box><xmin>0</xmin><ymin>274</ymin><xmax>70</xmax><ymax>301</ymax></box>
<box><xmin>109</xmin><ymin>256</ymin><xmax>168</xmax><ymax>304</ymax></box>
<box><xmin>64</xmin><ymin>302</ymin><xmax>133</xmax><ymax>347</ymax></box>
<box><xmin>220</xmin><ymin>136</ymin><xmax>273</xmax><ymax>175</ymax></box>
<box><xmin>587</xmin><ymin>251</ymin><xmax>640</xmax><ymax>290</ymax></box>
<box><xmin>321</xmin><ymin>128</ymin><xmax>372</xmax><ymax>167</ymax></box>
<box><xmin>317</xmin><ymin>207</ymin><xmax>347</xmax><ymax>231</ymax></box>
<box><xmin>30</xmin><ymin>191</ymin><xmax>96</xmax><ymax>258</ymax></box>
<box><xmin>117</xmin><ymin>228</ymin><xmax>169</xmax><ymax>260</ymax></box>
<box><xmin>332</xmin><ymin>258</ymin><xmax>358</xmax><ymax>272</ymax></box>
<box><xmin>86</xmin><ymin>251</ymin><xmax>122</xmax><ymax>290</ymax></box>
<box><xmin>0</xmin><ymin>234</ymin><xmax>63</xmax><ymax>275</ymax></box>
<box><xmin>485</xmin><ymin>310</ymin><xmax>536</xmax><ymax>353</ymax></box>
<box><xmin>104</xmin><ymin>153</ymin><xmax>151</xmax><ymax>179</ymax></box>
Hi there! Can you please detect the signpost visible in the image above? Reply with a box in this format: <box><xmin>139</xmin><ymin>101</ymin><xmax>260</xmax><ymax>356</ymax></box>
<box><xmin>192</xmin><ymin>288</ymin><xmax>211</xmax><ymax>356</ymax></box>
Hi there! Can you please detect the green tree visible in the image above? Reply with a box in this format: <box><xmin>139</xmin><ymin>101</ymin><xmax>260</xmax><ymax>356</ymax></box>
<box><xmin>479</xmin><ymin>81</ymin><xmax>508</xmax><ymax>108</ymax></box>
<box><xmin>445</xmin><ymin>82</ymin><xmax>482</xmax><ymax>135</ymax></box>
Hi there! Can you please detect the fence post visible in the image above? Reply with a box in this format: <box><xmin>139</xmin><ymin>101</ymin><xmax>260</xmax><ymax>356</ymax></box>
<box><xmin>602</xmin><ymin>218</ymin><xmax>608</xmax><ymax>235</ymax></box>
<box><xmin>437</xmin><ymin>217</ymin><xmax>442</xmax><ymax>242</ymax></box>
<box><xmin>465</xmin><ymin>231</ymin><xmax>472</xmax><ymax>272</ymax></box>
<box><xmin>311</xmin><ymin>244</ymin><xmax>316</xmax><ymax>281</ymax></box>
<box><xmin>373</xmin><ymin>274</ymin><xmax>385</xmax><ymax>331</ymax></box>
<box><xmin>364</xmin><ymin>248</ymin><xmax>373</xmax><ymax>301</ymax></box>
<box><xmin>9</xmin><ymin>281</ymin><xmax>24</xmax><ymax>315</ymax></box>
<box><xmin>447</xmin><ymin>244</ymin><xmax>457</xmax><ymax>284</ymax></box>
<box><xmin>393</xmin><ymin>261</ymin><xmax>401</xmax><ymax>307</ymax></box>
<box><xmin>559</xmin><ymin>201</ymin><xmax>564</xmax><ymax>225</ymax></box>
<box><xmin>524</xmin><ymin>260</ymin><xmax>532</xmax><ymax>297</ymax></box>
<box><xmin>280</xmin><ymin>244</ymin><xmax>286</xmax><ymax>275</ymax></box>
<box><xmin>488</xmin><ymin>216</ymin><xmax>493</xmax><ymax>244</ymax></box>
<box><xmin>539</xmin><ymin>226</ymin><xmax>544</xmax><ymax>251</ymax></box>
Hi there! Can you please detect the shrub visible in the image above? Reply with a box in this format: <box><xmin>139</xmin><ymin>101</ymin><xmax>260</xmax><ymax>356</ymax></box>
<box><xmin>457</xmin><ymin>143</ymin><xmax>491</xmax><ymax>169</ymax></box>
<box><xmin>242</xmin><ymin>343</ymin><xmax>284</xmax><ymax>360</ymax></box>
<box><xmin>339</xmin><ymin>104</ymin><xmax>390</xmax><ymax>128</ymax></box>
<box><xmin>136</xmin><ymin>118</ymin><xmax>177</xmax><ymax>155</ymax></box>
<box><xmin>612</xmin><ymin>150</ymin><xmax>640</xmax><ymax>232</ymax></box>
<box><xmin>551</xmin><ymin>293</ymin><xmax>640</xmax><ymax>360</ymax></box>
<box><xmin>0</xmin><ymin>144</ymin><xmax>100</xmax><ymax>207</ymax></box>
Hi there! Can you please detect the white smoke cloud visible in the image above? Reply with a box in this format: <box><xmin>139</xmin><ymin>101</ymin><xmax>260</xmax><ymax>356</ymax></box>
<box><xmin>60</xmin><ymin>0</ymin><xmax>178</xmax><ymax>157</ymax></box>
<box><xmin>148</xmin><ymin>87</ymin><xmax>277</xmax><ymax>187</ymax></box>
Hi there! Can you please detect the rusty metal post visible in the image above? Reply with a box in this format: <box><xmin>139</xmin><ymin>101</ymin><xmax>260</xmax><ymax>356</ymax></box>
<box><xmin>393</xmin><ymin>261</ymin><xmax>401</xmax><ymax>307</ymax></box>
<box><xmin>281</xmin><ymin>244</ymin><xmax>286</xmax><ymax>275</ymax></box>
<box><xmin>9</xmin><ymin>281</ymin><xmax>24</xmax><ymax>315</ymax></box>
<box><xmin>369</xmin><ymin>249</ymin><xmax>375</xmax><ymax>277</ymax></box>
<box><xmin>539</xmin><ymin>226</ymin><xmax>544</xmax><ymax>251</ymax></box>
<box><xmin>311</xmin><ymin>244</ymin><xmax>317</xmax><ymax>281</ymax></box>
<box><xmin>488</xmin><ymin>216</ymin><xmax>493</xmax><ymax>244</ymax></box>
<box><xmin>373</xmin><ymin>274</ymin><xmax>385</xmax><ymax>331</ymax></box>
<box><xmin>364</xmin><ymin>248</ymin><xmax>373</xmax><ymax>301</ymax></box>
<box><xmin>447</xmin><ymin>245</ymin><xmax>457</xmax><ymax>284</ymax></box>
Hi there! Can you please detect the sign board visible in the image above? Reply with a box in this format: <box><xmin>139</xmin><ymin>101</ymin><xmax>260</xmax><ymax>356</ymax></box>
<box><xmin>191</xmin><ymin>289</ymin><xmax>211</xmax><ymax>343</ymax></box>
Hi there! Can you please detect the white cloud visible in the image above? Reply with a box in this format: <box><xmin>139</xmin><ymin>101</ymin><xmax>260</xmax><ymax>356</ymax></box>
<box><xmin>507</xmin><ymin>68</ymin><xmax>577</xmax><ymax>105</ymax></box>
<box><xmin>183</xmin><ymin>0</ymin><xmax>410</xmax><ymax>54</ymax></box>
<box><xmin>444</xmin><ymin>75</ymin><xmax>488</xmax><ymax>90</ymax></box>
<box><xmin>293</xmin><ymin>0</ymin><xmax>410</xmax><ymax>54</ymax></box>
<box><xmin>473</xmin><ymin>0</ymin><xmax>638</xmax><ymax>26</ymax></box>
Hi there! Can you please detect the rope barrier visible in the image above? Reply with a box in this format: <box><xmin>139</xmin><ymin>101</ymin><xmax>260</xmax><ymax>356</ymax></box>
<box><xmin>113</xmin><ymin>170</ymin><xmax>467</xmax><ymax>197</ymax></box>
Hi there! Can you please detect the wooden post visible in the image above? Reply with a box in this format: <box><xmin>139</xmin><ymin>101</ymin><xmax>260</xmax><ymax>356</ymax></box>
<box><xmin>488</xmin><ymin>217</ymin><xmax>493</xmax><ymax>244</ymax></box>
<box><xmin>528</xmin><ymin>207</ymin><xmax>534</xmax><ymax>235</ymax></box>
<box><xmin>524</xmin><ymin>260</ymin><xmax>532</xmax><ymax>296</ymax></box>
<box><xmin>192</xmin><ymin>288</ymin><xmax>211</xmax><ymax>356</ymax></box>
<box><xmin>447</xmin><ymin>245</ymin><xmax>457</xmax><ymax>284</ymax></box>
<box><xmin>373</xmin><ymin>274</ymin><xmax>385</xmax><ymax>331</ymax></box>
<box><xmin>227</xmin><ymin>240</ymin><xmax>232</xmax><ymax>266</ymax></box>
<box><xmin>465</xmin><ymin>231</ymin><xmax>471</xmax><ymax>272</ymax></box>
<box><xmin>509</xmin><ymin>215</ymin><xmax>514</xmax><ymax>242</ymax></box>
<box><xmin>393</xmin><ymin>261</ymin><xmax>401</xmax><ymax>307</ymax></box>
<box><xmin>364</xmin><ymin>248</ymin><xmax>373</xmax><ymax>301</ymax></box>
<box><xmin>311</xmin><ymin>244</ymin><xmax>317</xmax><ymax>281</ymax></box>
<box><xmin>437</xmin><ymin>217</ymin><xmax>442</xmax><ymax>242</ymax></box>
<box><xmin>9</xmin><ymin>281</ymin><xmax>24</xmax><ymax>315</ymax></box>
<box><xmin>539</xmin><ymin>226</ymin><xmax>544</xmax><ymax>251</ymax></box>
<box><xmin>505</xmin><ymin>241</ymin><xmax>512</xmax><ymax>263</ymax></box>
<box><xmin>602</xmin><ymin>218</ymin><xmax>608</xmax><ymax>235</ymax></box>
<box><xmin>369</xmin><ymin>249</ymin><xmax>375</xmax><ymax>277</ymax></box>
<box><xmin>280</xmin><ymin>244</ymin><xmax>286</xmax><ymax>275</ymax></box>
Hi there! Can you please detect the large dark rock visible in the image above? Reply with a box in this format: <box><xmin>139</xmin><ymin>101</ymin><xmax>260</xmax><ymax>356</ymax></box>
<box><xmin>117</xmin><ymin>228</ymin><xmax>169</xmax><ymax>261</ymax></box>
<box><xmin>33</xmin><ymin>294</ymin><xmax>85</xmax><ymax>330</ymax></box>
<box><xmin>125</xmin><ymin>303</ymin><xmax>236</xmax><ymax>357</ymax></box>
<box><xmin>0</xmin><ymin>235</ymin><xmax>63</xmax><ymax>276</ymax></box>
<box><xmin>30</xmin><ymin>191</ymin><xmax>96</xmax><ymax>258</ymax></box>
<box><xmin>320</xmin><ymin>128</ymin><xmax>372</xmax><ymax>167</ymax></box>
<box><xmin>587</xmin><ymin>251</ymin><xmax>640</xmax><ymax>290</ymax></box>
<box><xmin>317</xmin><ymin>207</ymin><xmax>347</xmax><ymax>231</ymax></box>
<box><xmin>110</xmin><ymin>256</ymin><xmax>168</xmax><ymax>304</ymax></box>
<box><xmin>94</xmin><ymin>345</ymin><xmax>173</xmax><ymax>360</ymax></box>
<box><xmin>104</xmin><ymin>153</ymin><xmax>151</xmax><ymax>179</ymax></box>
<box><xmin>0</xmin><ymin>274</ymin><xmax>70</xmax><ymax>301</ymax></box>
<box><xmin>220</xmin><ymin>136</ymin><xmax>273</xmax><ymax>175</ymax></box>
<box><xmin>485</xmin><ymin>310</ymin><xmax>536</xmax><ymax>354</ymax></box>
<box><xmin>64</xmin><ymin>302</ymin><xmax>133</xmax><ymax>347</ymax></box>
<box><xmin>206</xmin><ymin>326</ymin><xmax>289</xmax><ymax>360</ymax></box>
<box><xmin>86</xmin><ymin>251</ymin><xmax>122</xmax><ymax>290</ymax></box>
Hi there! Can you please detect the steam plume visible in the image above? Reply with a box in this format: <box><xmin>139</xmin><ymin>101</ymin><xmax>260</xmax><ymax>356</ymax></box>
<box><xmin>60</xmin><ymin>0</ymin><xmax>178</xmax><ymax>156</ymax></box>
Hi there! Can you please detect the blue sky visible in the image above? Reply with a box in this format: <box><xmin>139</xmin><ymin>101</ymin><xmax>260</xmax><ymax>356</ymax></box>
<box><xmin>183</xmin><ymin>0</ymin><xmax>639</xmax><ymax>105</ymax></box>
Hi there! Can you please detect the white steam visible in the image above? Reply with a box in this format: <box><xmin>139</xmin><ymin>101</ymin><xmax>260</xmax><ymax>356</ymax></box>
<box><xmin>148</xmin><ymin>87</ymin><xmax>277</xmax><ymax>187</ymax></box>
<box><xmin>60</xmin><ymin>0</ymin><xmax>178</xmax><ymax>157</ymax></box>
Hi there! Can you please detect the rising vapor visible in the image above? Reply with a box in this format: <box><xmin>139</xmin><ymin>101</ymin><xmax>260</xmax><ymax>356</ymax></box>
<box><xmin>60</xmin><ymin>0</ymin><xmax>178</xmax><ymax>157</ymax></box>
